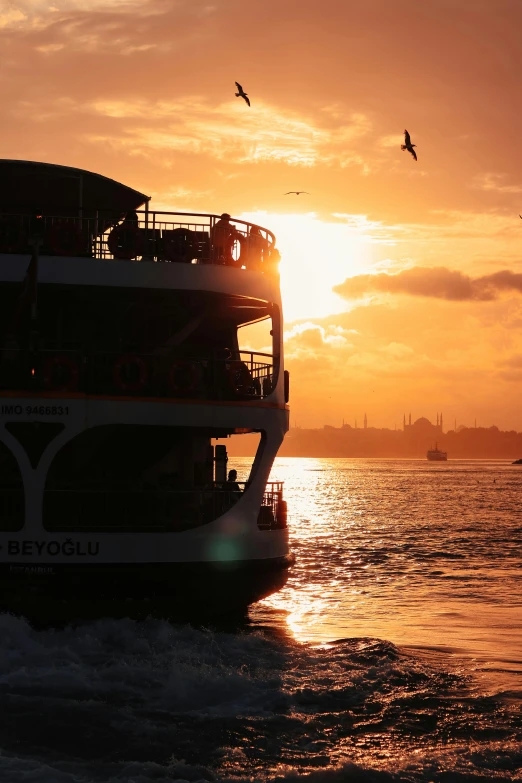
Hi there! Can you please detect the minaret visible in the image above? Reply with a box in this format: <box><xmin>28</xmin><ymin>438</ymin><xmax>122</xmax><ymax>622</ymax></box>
<box><xmin>403</xmin><ymin>413</ymin><xmax>406</xmax><ymax>430</ymax></box>
<box><xmin>436</xmin><ymin>413</ymin><xmax>439</xmax><ymax>427</ymax></box>
<box><xmin>440</xmin><ymin>413</ymin><xmax>443</xmax><ymax>433</ymax></box>
<box><xmin>364</xmin><ymin>413</ymin><xmax>367</xmax><ymax>429</ymax></box>
<box><xmin>409</xmin><ymin>413</ymin><xmax>411</xmax><ymax>426</ymax></box>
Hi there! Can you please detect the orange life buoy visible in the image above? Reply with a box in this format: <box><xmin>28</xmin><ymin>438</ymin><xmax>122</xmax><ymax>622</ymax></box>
<box><xmin>168</xmin><ymin>360</ymin><xmax>202</xmax><ymax>396</ymax></box>
<box><xmin>107</xmin><ymin>224</ymin><xmax>142</xmax><ymax>260</ymax></box>
<box><xmin>234</xmin><ymin>233</ymin><xmax>248</xmax><ymax>268</ymax></box>
<box><xmin>48</xmin><ymin>220</ymin><xmax>83</xmax><ymax>257</ymax></box>
<box><xmin>42</xmin><ymin>355</ymin><xmax>79</xmax><ymax>392</ymax></box>
<box><xmin>113</xmin><ymin>355</ymin><xmax>148</xmax><ymax>392</ymax></box>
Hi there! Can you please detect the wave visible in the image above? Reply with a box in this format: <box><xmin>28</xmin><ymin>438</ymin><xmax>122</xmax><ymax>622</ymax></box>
<box><xmin>0</xmin><ymin>614</ymin><xmax>520</xmax><ymax>782</ymax></box>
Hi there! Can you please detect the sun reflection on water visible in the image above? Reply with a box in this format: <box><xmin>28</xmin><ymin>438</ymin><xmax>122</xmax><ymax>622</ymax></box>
<box><xmin>243</xmin><ymin>457</ymin><xmax>522</xmax><ymax>688</ymax></box>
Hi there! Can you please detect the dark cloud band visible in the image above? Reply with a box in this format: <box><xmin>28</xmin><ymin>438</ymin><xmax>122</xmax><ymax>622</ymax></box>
<box><xmin>334</xmin><ymin>267</ymin><xmax>522</xmax><ymax>301</ymax></box>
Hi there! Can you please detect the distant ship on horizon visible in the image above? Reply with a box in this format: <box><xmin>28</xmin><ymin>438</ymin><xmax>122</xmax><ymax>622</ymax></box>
<box><xmin>427</xmin><ymin>443</ymin><xmax>448</xmax><ymax>461</ymax></box>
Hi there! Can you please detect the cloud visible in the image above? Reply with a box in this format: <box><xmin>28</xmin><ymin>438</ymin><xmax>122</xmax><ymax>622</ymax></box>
<box><xmin>474</xmin><ymin>173</ymin><xmax>522</xmax><ymax>194</ymax></box>
<box><xmin>84</xmin><ymin>99</ymin><xmax>373</xmax><ymax>169</ymax></box>
<box><xmin>334</xmin><ymin>267</ymin><xmax>522</xmax><ymax>302</ymax></box>
<box><xmin>0</xmin><ymin>9</ymin><xmax>27</xmax><ymax>28</ymax></box>
<box><xmin>502</xmin><ymin>354</ymin><xmax>522</xmax><ymax>369</ymax></box>
<box><xmin>285</xmin><ymin>322</ymin><xmax>356</xmax><ymax>347</ymax></box>
<box><xmin>283</xmin><ymin>322</ymin><xmax>358</xmax><ymax>361</ymax></box>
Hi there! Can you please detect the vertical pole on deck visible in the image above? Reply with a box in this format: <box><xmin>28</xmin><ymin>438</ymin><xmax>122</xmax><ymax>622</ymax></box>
<box><xmin>78</xmin><ymin>175</ymin><xmax>83</xmax><ymax>218</ymax></box>
<box><xmin>94</xmin><ymin>210</ymin><xmax>99</xmax><ymax>258</ymax></box>
<box><xmin>144</xmin><ymin>197</ymin><xmax>151</xmax><ymax>260</ymax></box>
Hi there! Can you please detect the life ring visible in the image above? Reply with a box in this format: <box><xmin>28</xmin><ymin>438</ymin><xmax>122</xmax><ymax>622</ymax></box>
<box><xmin>162</xmin><ymin>228</ymin><xmax>196</xmax><ymax>263</ymax></box>
<box><xmin>48</xmin><ymin>220</ymin><xmax>83</xmax><ymax>257</ymax></box>
<box><xmin>227</xmin><ymin>360</ymin><xmax>254</xmax><ymax>395</ymax></box>
<box><xmin>234</xmin><ymin>233</ymin><xmax>248</xmax><ymax>267</ymax></box>
<box><xmin>168</xmin><ymin>360</ymin><xmax>201</xmax><ymax>396</ymax></box>
<box><xmin>42</xmin><ymin>355</ymin><xmax>79</xmax><ymax>392</ymax></box>
<box><xmin>113</xmin><ymin>355</ymin><xmax>148</xmax><ymax>392</ymax></box>
<box><xmin>107</xmin><ymin>224</ymin><xmax>142</xmax><ymax>260</ymax></box>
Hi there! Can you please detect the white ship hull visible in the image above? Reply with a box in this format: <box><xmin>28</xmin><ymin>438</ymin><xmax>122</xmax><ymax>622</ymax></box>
<box><xmin>0</xmin><ymin>162</ymin><xmax>292</xmax><ymax>620</ymax></box>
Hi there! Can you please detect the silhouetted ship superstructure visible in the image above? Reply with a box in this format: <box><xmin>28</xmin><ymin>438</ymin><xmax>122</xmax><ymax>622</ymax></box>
<box><xmin>0</xmin><ymin>159</ymin><xmax>291</xmax><ymax>617</ymax></box>
<box><xmin>427</xmin><ymin>443</ymin><xmax>448</xmax><ymax>461</ymax></box>
<box><xmin>512</xmin><ymin>458</ymin><xmax>522</xmax><ymax>465</ymax></box>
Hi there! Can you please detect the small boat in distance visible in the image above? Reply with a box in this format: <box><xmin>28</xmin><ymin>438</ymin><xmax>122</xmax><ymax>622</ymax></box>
<box><xmin>427</xmin><ymin>443</ymin><xmax>448</xmax><ymax>461</ymax></box>
<box><xmin>512</xmin><ymin>458</ymin><xmax>522</xmax><ymax>465</ymax></box>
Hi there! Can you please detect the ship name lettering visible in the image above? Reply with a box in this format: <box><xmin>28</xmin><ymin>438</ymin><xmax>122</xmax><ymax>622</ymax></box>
<box><xmin>8</xmin><ymin>540</ymin><xmax>100</xmax><ymax>556</ymax></box>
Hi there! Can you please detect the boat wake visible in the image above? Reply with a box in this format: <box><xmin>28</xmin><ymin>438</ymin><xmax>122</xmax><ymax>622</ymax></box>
<box><xmin>0</xmin><ymin>613</ymin><xmax>520</xmax><ymax>782</ymax></box>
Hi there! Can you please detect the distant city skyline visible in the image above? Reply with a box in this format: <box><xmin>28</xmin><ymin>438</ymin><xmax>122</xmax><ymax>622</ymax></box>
<box><xmin>293</xmin><ymin>413</ymin><xmax>512</xmax><ymax>433</ymax></box>
<box><xmin>227</xmin><ymin>416</ymin><xmax>522</xmax><ymax>459</ymax></box>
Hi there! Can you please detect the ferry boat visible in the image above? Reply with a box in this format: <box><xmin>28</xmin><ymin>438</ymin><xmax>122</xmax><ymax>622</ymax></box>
<box><xmin>0</xmin><ymin>159</ymin><xmax>292</xmax><ymax>618</ymax></box>
<box><xmin>426</xmin><ymin>443</ymin><xmax>448</xmax><ymax>461</ymax></box>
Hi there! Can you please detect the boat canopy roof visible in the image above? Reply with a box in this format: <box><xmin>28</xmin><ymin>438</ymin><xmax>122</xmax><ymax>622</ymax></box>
<box><xmin>0</xmin><ymin>160</ymin><xmax>149</xmax><ymax>218</ymax></box>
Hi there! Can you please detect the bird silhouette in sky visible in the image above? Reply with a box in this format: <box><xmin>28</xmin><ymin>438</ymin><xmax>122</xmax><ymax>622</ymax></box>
<box><xmin>235</xmin><ymin>82</ymin><xmax>250</xmax><ymax>106</ymax></box>
<box><xmin>401</xmin><ymin>129</ymin><xmax>417</xmax><ymax>161</ymax></box>
<box><xmin>284</xmin><ymin>191</ymin><xmax>310</xmax><ymax>195</ymax></box>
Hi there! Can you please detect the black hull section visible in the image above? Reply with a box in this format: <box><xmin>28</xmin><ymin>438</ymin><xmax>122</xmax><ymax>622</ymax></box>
<box><xmin>0</xmin><ymin>555</ymin><xmax>294</xmax><ymax>625</ymax></box>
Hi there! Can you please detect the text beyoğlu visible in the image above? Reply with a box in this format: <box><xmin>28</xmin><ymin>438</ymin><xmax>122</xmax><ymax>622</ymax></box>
<box><xmin>7</xmin><ymin>540</ymin><xmax>100</xmax><ymax>556</ymax></box>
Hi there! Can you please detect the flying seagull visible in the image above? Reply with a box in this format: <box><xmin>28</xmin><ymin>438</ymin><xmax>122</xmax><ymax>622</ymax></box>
<box><xmin>401</xmin><ymin>129</ymin><xmax>417</xmax><ymax>161</ymax></box>
<box><xmin>284</xmin><ymin>191</ymin><xmax>310</xmax><ymax>195</ymax></box>
<box><xmin>235</xmin><ymin>82</ymin><xmax>250</xmax><ymax>106</ymax></box>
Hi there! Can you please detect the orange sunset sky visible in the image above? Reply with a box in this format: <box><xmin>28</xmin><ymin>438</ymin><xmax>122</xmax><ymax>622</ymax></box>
<box><xmin>2</xmin><ymin>0</ymin><xmax>522</xmax><ymax>429</ymax></box>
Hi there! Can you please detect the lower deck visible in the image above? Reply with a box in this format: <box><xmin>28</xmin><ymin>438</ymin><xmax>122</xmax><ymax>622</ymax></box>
<box><xmin>0</xmin><ymin>421</ymin><xmax>287</xmax><ymax>534</ymax></box>
<box><xmin>0</xmin><ymin>408</ymin><xmax>292</xmax><ymax>615</ymax></box>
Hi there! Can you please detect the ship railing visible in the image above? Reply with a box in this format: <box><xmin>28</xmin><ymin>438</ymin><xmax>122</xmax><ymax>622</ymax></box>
<box><xmin>0</xmin><ymin>348</ymin><xmax>275</xmax><ymax>400</ymax></box>
<box><xmin>42</xmin><ymin>482</ymin><xmax>286</xmax><ymax>532</ymax></box>
<box><xmin>0</xmin><ymin>211</ymin><xmax>280</xmax><ymax>273</ymax></box>
<box><xmin>210</xmin><ymin>480</ymin><xmax>285</xmax><ymax>531</ymax></box>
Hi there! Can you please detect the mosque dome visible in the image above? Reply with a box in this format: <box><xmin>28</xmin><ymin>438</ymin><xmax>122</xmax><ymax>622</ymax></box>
<box><xmin>412</xmin><ymin>417</ymin><xmax>433</xmax><ymax>429</ymax></box>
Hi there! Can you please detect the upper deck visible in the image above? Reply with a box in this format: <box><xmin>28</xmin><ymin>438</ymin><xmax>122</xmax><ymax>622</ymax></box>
<box><xmin>0</xmin><ymin>161</ymin><xmax>285</xmax><ymax>406</ymax></box>
<box><xmin>0</xmin><ymin>159</ymin><xmax>281</xmax><ymax>288</ymax></box>
<box><xmin>0</xmin><ymin>209</ymin><xmax>279</xmax><ymax>275</ymax></box>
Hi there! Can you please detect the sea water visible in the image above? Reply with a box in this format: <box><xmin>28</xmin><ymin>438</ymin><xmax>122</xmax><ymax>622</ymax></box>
<box><xmin>0</xmin><ymin>458</ymin><xmax>521</xmax><ymax>781</ymax></box>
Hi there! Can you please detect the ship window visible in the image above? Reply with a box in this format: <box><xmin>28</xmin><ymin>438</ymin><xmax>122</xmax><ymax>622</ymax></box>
<box><xmin>237</xmin><ymin>317</ymin><xmax>272</xmax><ymax>355</ymax></box>
<box><xmin>237</xmin><ymin>304</ymin><xmax>280</xmax><ymax>393</ymax></box>
<box><xmin>43</xmin><ymin>425</ymin><xmax>264</xmax><ymax>533</ymax></box>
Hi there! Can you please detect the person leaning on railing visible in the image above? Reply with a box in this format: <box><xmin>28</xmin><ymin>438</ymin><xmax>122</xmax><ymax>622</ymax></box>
<box><xmin>210</xmin><ymin>213</ymin><xmax>242</xmax><ymax>265</ymax></box>
<box><xmin>224</xmin><ymin>469</ymin><xmax>242</xmax><ymax>502</ymax></box>
<box><xmin>246</xmin><ymin>226</ymin><xmax>268</xmax><ymax>271</ymax></box>
<box><xmin>122</xmin><ymin>210</ymin><xmax>139</xmax><ymax>227</ymax></box>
